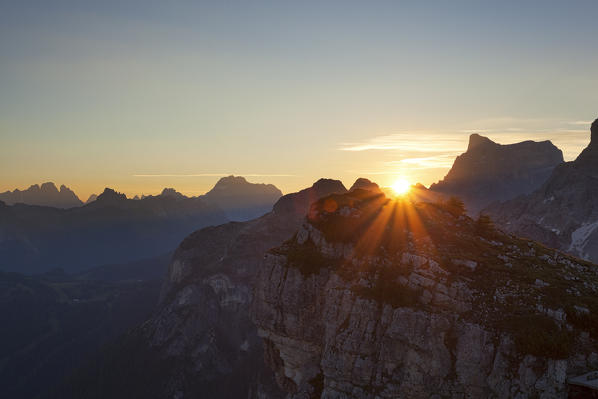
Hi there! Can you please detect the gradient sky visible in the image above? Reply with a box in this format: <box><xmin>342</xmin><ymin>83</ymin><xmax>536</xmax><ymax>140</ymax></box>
<box><xmin>1</xmin><ymin>1</ymin><xmax>597</xmax><ymax>200</ymax></box>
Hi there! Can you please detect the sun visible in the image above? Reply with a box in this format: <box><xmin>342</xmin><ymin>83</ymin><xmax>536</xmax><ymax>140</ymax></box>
<box><xmin>391</xmin><ymin>178</ymin><xmax>411</xmax><ymax>196</ymax></box>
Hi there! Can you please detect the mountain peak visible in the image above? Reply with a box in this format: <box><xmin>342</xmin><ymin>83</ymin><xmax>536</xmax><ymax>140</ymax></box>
<box><xmin>574</xmin><ymin>117</ymin><xmax>598</xmax><ymax>164</ymax></box>
<box><xmin>431</xmin><ymin>135</ymin><xmax>563</xmax><ymax>215</ymax></box>
<box><xmin>0</xmin><ymin>182</ymin><xmax>82</xmax><ymax>208</ymax></box>
<box><xmin>311</xmin><ymin>178</ymin><xmax>347</xmax><ymax>194</ymax></box>
<box><xmin>467</xmin><ymin>133</ymin><xmax>495</xmax><ymax>151</ymax></box>
<box><xmin>213</xmin><ymin>175</ymin><xmax>248</xmax><ymax>187</ymax></box>
<box><xmin>160</xmin><ymin>188</ymin><xmax>185</xmax><ymax>199</ymax></box>
<box><xmin>273</xmin><ymin>179</ymin><xmax>347</xmax><ymax>217</ymax></box>
<box><xmin>202</xmin><ymin>176</ymin><xmax>282</xmax><ymax>221</ymax></box>
<box><xmin>39</xmin><ymin>182</ymin><xmax>59</xmax><ymax>193</ymax></box>
<box><xmin>349</xmin><ymin>178</ymin><xmax>381</xmax><ymax>193</ymax></box>
<box><xmin>96</xmin><ymin>188</ymin><xmax>127</xmax><ymax>203</ymax></box>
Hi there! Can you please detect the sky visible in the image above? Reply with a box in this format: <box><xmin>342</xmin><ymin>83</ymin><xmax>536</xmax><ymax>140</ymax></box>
<box><xmin>1</xmin><ymin>1</ymin><xmax>597</xmax><ymax>200</ymax></box>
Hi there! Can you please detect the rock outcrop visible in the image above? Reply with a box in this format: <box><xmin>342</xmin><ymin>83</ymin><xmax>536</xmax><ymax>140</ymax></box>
<box><xmin>201</xmin><ymin>175</ymin><xmax>283</xmax><ymax>221</ymax></box>
<box><xmin>253</xmin><ymin>190</ymin><xmax>598</xmax><ymax>398</ymax></box>
<box><xmin>486</xmin><ymin>118</ymin><xmax>598</xmax><ymax>263</ymax></box>
<box><xmin>0</xmin><ymin>182</ymin><xmax>83</xmax><ymax>208</ymax></box>
<box><xmin>430</xmin><ymin>134</ymin><xmax>563</xmax><ymax>215</ymax></box>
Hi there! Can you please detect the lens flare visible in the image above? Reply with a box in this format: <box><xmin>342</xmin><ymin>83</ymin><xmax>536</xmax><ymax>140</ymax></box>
<box><xmin>391</xmin><ymin>179</ymin><xmax>411</xmax><ymax>196</ymax></box>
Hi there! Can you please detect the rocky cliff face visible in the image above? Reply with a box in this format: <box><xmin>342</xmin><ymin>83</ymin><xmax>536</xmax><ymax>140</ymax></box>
<box><xmin>430</xmin><ymin>134</ymin><xmax>563</xmax><ymax>215</ymax></box>
<box><xmin>82</xmin><ymin>179</ymin><xmax>348</xmax><ymax>398</ymax></box>
<box><xmin>253</xmin><ymin>189</ymin><xmax>598</xmax><ymax>398</ymax></box>
<box><xmin>0</xmin><ymin>182</ymin><xmax>83</xmax><ymax>208</ymax></box>
<box><xmin>486</xmin><ymin>119</ymin><xmax>598</xmax><ymax>263</ymax></box>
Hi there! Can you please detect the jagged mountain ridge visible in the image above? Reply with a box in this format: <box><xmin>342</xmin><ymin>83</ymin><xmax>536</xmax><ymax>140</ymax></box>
<box><xmin>50</xmin><ymin>178</ymin><xmax>349</xmax><ymax>399</ymax></box>
<box><xmin>430</xmin><ymin>134</ymin><xmax>563</xmax><ymax>215</ymax></box>
<box><xmin>0</xmin><ymin>182</ymin><xmax>83</xmax><ymax>208</ymax></box>
<box><xmin>252</xmin><ymin>189</ymin><xmax>598</xmax><ymax>398</ymax></box>
<box><xmin>486</xmin><ymin>119</ymin><xmax>598</xmax><ymax>263</ymax></box>
<box><xmin>0</xmin><ymin>187</ymin><xmax>228</xmax><ymax>273</ymax></box>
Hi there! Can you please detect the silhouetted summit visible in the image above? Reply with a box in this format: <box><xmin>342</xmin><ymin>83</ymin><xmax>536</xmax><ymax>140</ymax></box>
<box><xmin>467</xmin><ymin>133</ymin><xmax>495</xmax><ymax>151</ymax></box>
<box><xmin>575</xmin><ymin>118</ymin><xmax>598</xmax><ymax>164</ymax></box>
<box><xmin>430</xmin><ymin>134</ymin><xmax>563</xmax><ymax>214</ymax></box>
<box><xmin>349</xmin><ymin>178</ymin><xmax>382</xmax><ymax>193</ymax></box>
<box><xmin>94</xmin><ymin>188</ymin><xmax>127</xmax><ymax>204</ymax></box>
<box><xmin>159</xmin><ymin>188</ymin><xmax>186</xmax><ymax>199</ymax></box>
<box><xmin>273</xmin><ymin>178</ymin><xmax>347</xmax><ymax>217</ymax></box>
<box><xmin>201</xmin><ymin>175</ymin><xmax>282</xmax><ymax>221</ymax></box>
<box><xmin>0</xmin><ymin>182</ymin><xmax>83</xmax><ymax>208</ymax></box>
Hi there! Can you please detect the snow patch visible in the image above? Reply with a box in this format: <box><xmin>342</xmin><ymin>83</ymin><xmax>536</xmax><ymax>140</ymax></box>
<box><xmin>569</xmin><ymin>220</ymin><xmax>598</xmax><ymax>259</ymax></box>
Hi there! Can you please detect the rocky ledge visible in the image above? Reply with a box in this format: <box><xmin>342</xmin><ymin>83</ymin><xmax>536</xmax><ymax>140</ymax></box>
<box><xmin>252</xmin><ymin>190</ymin><xmax>598</xmax><ymax>398</ymax></box>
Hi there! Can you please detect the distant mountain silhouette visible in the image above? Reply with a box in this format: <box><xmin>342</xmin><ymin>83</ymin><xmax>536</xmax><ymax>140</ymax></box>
<box><xmin>201</xmin><ymin>175</ymin><xmax>282</xmax><ymax>221</ymax></box>
<box><xmin>0</xmin><ymin>182</ymin><xmax>83</xmax><ymax>208</ymax></box>
<box><xmin>486</xmin><ymin>118</ymin><xmax>598</xmax><ymax>262</ymax></box>
<box><xmin>0</xmin><ymin>188</ymin><xmax>227</xmax><ymax>274</ymax></box>
<box><xmin>430</xmin><ymin>134</ymin><xmax>563</xmax><ymax>214</ymax></box>
<box><xmin>159</xmin><ymin>187</ymin><xmax>186</xmax><ymax>199</ymax></box>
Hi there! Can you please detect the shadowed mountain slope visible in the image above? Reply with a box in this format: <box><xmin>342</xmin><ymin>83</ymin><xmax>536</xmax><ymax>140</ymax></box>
<box><xmin>0</xmin><ymin>269</ymin><xmax>162</xmax><ymax>399</ymax></box>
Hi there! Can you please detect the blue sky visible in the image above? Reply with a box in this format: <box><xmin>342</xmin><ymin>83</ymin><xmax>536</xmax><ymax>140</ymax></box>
<box><xmin>1</xmin><ymin>1</ymin><xmax>597</xmax><ymax>198</ymax></box>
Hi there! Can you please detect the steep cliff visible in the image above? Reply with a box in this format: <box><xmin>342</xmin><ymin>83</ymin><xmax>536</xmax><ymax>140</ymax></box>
<box><xmin>253</xmin><ymin>189</ymin><xmax>598</xmax><ymax>398</ymax></box>
<box><xmin>430</xmin><ymin>134</ymin><xmax>563</xmax><ymax>215</ymax></box>
<box><xmin>486</xmin><ymin>119</ymin><xmax>598</xmax><ymax>263</ymax></box>
<box><xmin>54</xmin><ymin>179</ymin><xmax>348</xmax><ymax>398</ymax></box>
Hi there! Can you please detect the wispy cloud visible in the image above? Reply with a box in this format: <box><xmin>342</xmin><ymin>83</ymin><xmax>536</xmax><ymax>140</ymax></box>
<box><xmin>133</xmin><ymin>173</ymin><xmax>296</xmax><ymax>177</ymax></box>
<box><xmin>384</xmin><ymin>154</ymin><xmax>459</xmax><ymax>169</ymax></box>
<box><xmin>568</xmin><ymin>120</ymin><xmax>593</xmax><ymax>126</ymax></box>
<box><xmin>339</xmin><ymin>131</ymin><xmax>465</xmax><ymax>153</ymax></box>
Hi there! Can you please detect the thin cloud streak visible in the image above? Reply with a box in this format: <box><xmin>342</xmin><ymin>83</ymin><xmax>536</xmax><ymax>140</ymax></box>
<box><xmin>385</xmin><ymin>154</ymin><xmax>459</xmax><ymax>169</ymax></box>
<box><xmin>339</xmin><ymin>132</ymin><xmax>465</xmax><ymax>153</ymax></box>
<box><xmin>133</xmin><ymin>173</ymin><xmax>296</xmax><ymax>177</ymax></box>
